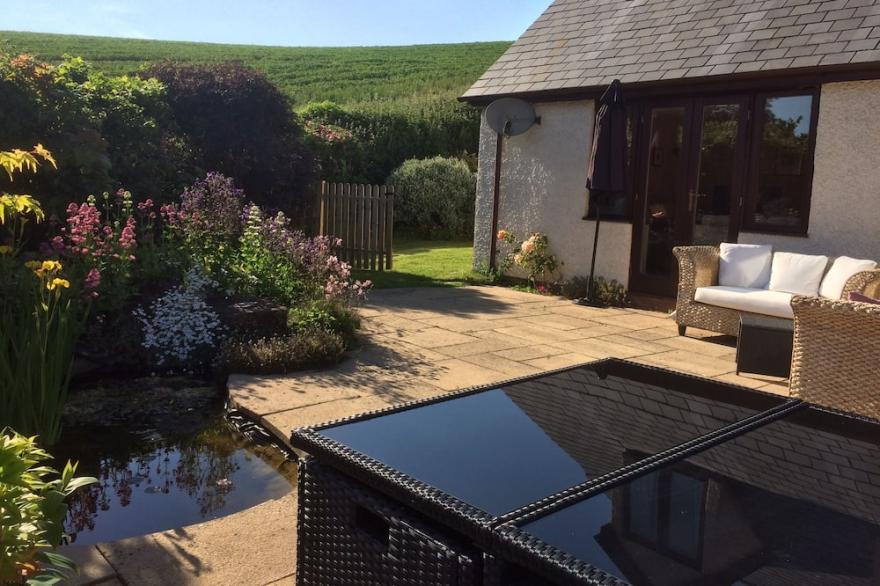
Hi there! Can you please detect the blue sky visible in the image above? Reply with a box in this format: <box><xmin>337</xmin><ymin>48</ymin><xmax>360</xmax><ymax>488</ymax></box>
<box><xmin>6</xmin><ymin>1</ymin><xmax>552</xmax><ymax>46</ymax></box>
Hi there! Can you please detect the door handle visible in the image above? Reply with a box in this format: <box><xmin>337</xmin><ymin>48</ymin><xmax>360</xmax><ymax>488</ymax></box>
<box><xmin>688</xmin><ymin>190</ymin><xmax>696</xmax><ymax>212</ymax></box>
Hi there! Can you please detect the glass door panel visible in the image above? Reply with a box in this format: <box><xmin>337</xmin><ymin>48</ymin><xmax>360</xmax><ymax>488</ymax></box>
<box><xmin>692</xmin><ymin>103</ymin><xmax>743</xmax><ymax>246</ymax></box>
<box><xmin>636</xmin><ymin>106</ymin><xmax>689</xmax><ymax>287</ymax></box>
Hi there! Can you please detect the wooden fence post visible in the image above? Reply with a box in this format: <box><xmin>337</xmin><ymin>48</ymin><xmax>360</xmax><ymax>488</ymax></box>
<box><xmin>318</xmin><ymin>181</ymin><xmax>327</xmax><ymax>236</ymax></box>
<box><xmin>376</xmin><ymin>182</ymin><xmax>385</xmax><ymax>271</ymax></box>
<box><xmin>369</xmin><ymin>185</ymin><xmax>378</xmax><ymax>271</ymax></box>
<box><xmin>385</xmin><ymin>186</ymin><xmax>394</xmax><ymax>270</ymax></box>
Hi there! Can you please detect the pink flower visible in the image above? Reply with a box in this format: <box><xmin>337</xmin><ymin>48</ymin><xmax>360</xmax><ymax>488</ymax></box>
<box><xmin>118</xmin><ymin>217</ymin><xmax>137</xmax><ymax>250</ymax></box>
<box><xmin>84</xmin><ymin>268</ymin><xmax>101</xmax><ymax>291</ymax></box>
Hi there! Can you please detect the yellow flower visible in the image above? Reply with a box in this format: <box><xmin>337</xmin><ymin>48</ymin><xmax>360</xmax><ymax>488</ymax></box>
<box><xmin>41</xmin><ymin>260</ymin><xmax>62</xmax><ymax>272</ymax></box>
<box><xmin>0</xmin><ymin>245</ymin><xmax>11</xmax><ymax>255</ymax></box>
<box><xmin>24</xmin><ymin>260</ymin><xmax>40</xmax><ymax>269</ymax></box>
<box><xmin>46</xmin><ymin>278</ymin><xmax>70</xmax><ymax>291</ymax></box>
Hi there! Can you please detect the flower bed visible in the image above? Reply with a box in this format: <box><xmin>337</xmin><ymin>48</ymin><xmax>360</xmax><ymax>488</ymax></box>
<box><xmin>1</xmin><ymin>146</ymin><xmax>371</xmax><ymax>443</ymax></box>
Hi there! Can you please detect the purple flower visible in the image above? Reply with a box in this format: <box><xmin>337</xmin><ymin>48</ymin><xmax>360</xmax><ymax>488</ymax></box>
<box><xmin>180</xmin><ymin>173</ymin><xmax>245</xmax><ymax>239</ymax></box>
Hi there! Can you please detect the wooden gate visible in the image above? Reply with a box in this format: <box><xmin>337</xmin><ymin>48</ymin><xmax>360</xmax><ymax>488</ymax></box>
<box><xmin>318</xmin><ymin>181</ymin><xmax>394</xmax><ymax>270</ymax></box>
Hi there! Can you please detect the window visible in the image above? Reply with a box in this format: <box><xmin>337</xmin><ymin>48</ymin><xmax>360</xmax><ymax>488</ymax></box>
<box><xmin>744</xmin><ymin>93</ymin><xmax>818</xmax><ymax>234</ymax></box>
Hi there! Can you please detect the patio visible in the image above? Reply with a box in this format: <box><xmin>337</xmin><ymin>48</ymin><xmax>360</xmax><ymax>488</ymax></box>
<box><xmin>228</xmin><ymin>285</ymin><xmax>789</xmax><ymax>449</ymax></box>
<box><xmin>66</xmin><ymin>285</ymin><xmax>793</xmax><ymax>585</ymax></box>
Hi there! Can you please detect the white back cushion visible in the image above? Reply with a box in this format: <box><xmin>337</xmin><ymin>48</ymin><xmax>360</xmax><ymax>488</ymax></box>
<box><xmin>718</xmin><ymin>243</ymin><xmax>773</xmax><ymax>289</ymax></box>
<box><xmin>768</xmin><ymin>252</ymin><xmax>829</xmax><ymax>296</ymax></box>
<box><xmin>818</xmin><ymin>256</ymin><xmax>877</xmax><ymax>299</ymax></box>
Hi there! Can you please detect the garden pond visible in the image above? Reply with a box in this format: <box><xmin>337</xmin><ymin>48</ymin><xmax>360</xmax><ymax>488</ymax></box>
<box><xmin>55</xmin><ymin>376</ymin><xmax>296</xmax><ymax>546</ymax></box>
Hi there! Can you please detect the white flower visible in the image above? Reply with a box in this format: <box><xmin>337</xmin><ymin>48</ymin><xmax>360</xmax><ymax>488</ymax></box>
<box><xmin>134</xmin><ymin>267</ymin><xmax>224</xmax><ymax>366</ymax></box>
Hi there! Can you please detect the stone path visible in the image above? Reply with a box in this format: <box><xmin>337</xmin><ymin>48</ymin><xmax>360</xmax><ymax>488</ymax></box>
<box><xmin>61</xmin><ymin>494</ymin><xmax>297</xmax><ymax>586</ymax></box>
<box><xmin>229</xmin><ymin>285</ymin><xmax>789</xmax><ymax>448</ymax></box>
<box><xmin>68</xmin><ymin>285</ymin><xmax>788</xmax><ymax>585</ymax></box>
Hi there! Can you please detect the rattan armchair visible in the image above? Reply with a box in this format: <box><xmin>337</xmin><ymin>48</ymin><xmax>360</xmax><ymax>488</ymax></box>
<box><xmin>790</xmin><ymin>296</ymin><xmax>880</xmax><ymax>420</ymax></box>
<box><xmin>673</xmin><ymin>246</ymin><xmax>880</xmax><ymax>337</ymax></box>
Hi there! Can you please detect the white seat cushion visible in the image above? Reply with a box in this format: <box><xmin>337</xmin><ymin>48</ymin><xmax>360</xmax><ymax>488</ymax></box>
<box><xmin>695</xmin><ymin>286</ymin><xmax>794</xmax><ymax>319</ymax></box>
<box><xmin>718</xmin><ymin>243</ymin><xmax>773</xmax><ymax>289</ymax></box>
<box><xmin>818</xmin><ymin>256</ymin><xmax>877</xmax><ymax>299</ymax></box>
<box><xmin>768</xmin><ymin>252</ymin><xmax>829</xmax><ymax>296</ymax></box>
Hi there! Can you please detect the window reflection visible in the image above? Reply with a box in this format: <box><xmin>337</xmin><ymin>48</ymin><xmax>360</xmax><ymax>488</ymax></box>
<box><xmin>641</xmin><ymin>107</ymin><xmax>684</xmax><ymax>277</ymax></box>
<box><xmin>624</xmin><ymin>468</ymin><xmax>706</xmax><ymax>566</ymax></box>
<box><xmin>694</xmin><ymin>104</ymin><xmax>740</xmax><ymax>246</ymax></box>
<box><xmin>752</xmin><ymin>95</ymin><xmax>814</xmax><ymax>230</ymax></box>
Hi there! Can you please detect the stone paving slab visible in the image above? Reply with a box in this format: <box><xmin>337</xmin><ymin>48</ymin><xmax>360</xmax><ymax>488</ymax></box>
<box><xmin>94</xmin><ymin>493</ymin><xmax>296</xmax><ymax>586</ymax></box>
<box><xmin>58</xmin><ymin>544</ymin><xmax>116</xmax><ymax>585</ymax></box>
<box><xmin>228</xmin><ymin>285</ymin><xmax>790</xmax><ymax>448</ymax></box>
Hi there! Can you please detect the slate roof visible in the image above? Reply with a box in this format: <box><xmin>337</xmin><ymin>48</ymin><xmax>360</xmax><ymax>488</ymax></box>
<box><xmin>462</xmin><ymin>0</ymin><xmax>880</xmax><ymax>100</ymax></box>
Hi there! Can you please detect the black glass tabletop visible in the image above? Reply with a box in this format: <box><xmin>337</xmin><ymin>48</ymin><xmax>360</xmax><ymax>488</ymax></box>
<box><xmin>318</xmin><ymin>360</ymin><xmax>787</xmax><ymax>516</ymax></box>
<box><xmin>520</xmin><ymin>406</ymin><xmax>880</xmax><ymax>585</ymax></box>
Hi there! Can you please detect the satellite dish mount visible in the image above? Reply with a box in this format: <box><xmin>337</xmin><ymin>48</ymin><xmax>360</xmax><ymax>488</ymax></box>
<box><xmin>484</xmin><ymin>98</ymin><xmax>540</xmax><ymax>270</ymax></box>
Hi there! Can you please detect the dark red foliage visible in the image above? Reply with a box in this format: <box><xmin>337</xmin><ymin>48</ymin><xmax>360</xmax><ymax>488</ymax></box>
<box><xmin>142</xmin><ymin>61</ymin><xmax>317</xmax><ymax>221</ymax></box>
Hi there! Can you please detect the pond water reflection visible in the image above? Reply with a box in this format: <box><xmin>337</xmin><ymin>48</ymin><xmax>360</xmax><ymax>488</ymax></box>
<box><xmin>55</xmin><ymin>416</ymin><xmax>295</xmax><ymax>546</ymax></box>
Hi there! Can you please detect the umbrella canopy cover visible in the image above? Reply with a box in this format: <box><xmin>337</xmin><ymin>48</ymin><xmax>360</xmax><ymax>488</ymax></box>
<box><xmin>586</xmin><ymin>79</ymin><xmax>627</xmax><ymax>197</ymax></box>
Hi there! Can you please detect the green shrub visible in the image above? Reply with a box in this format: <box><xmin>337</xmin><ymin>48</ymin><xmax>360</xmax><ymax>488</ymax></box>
<box><xmin>386</xmin><ymin>156</ymin><xmax>475</xmax><ymax>239</ymax></box>
<box><xmin>229</xmin><ymin>204</ymin><xmax>310</xmax><ymax>304</ymax></box>
<box><xmin>0</xmin><ymin>429</ymin><xmax>96</xmax><ymax>585</ymax></box>
<box><xmin>214</xmin><ymin>328</ymin><xmax>345</xmax><ymax>378</ymax></box>
<box><xmin>560</xmin><ymin>276</ymin><xmax>629</xmax><ymax>307</ymax></box>
<box><xmin>298</xmin><ymin>100</ymin><xmax>480</xmax><ymax>185</ymax></box>
<box><xmin>302</xmin><ymin>119</ymin><xmax>365</xmax><ymax>183</ymax></box>
<box><xmin>288</xmin><ymin>299</ymin><xmax>361</xmax><ymax>348</ymax></box>
<box><xmin>0</xmin><ymin>53</ymin><xmax>194</xmax><ymax>215</ymax></box>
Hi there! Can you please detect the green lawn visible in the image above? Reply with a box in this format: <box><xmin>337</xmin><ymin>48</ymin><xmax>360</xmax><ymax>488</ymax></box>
<box><xmin>355</xmin><ymin>239</ymin><xmax>489</xmax><ymax>289</ymax></box>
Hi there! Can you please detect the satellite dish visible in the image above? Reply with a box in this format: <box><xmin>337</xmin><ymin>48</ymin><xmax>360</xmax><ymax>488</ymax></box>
<box><xmin>485</xmin><ymin>98</ymin><xmax>540</xmax><ymax>137</ymax></box>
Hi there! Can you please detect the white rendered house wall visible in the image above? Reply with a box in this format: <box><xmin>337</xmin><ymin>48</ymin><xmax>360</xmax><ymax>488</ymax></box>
<box><xmin>473</xmin><ymin>100</ymin><xmax>633</xmax><ymax>286</ymax></box>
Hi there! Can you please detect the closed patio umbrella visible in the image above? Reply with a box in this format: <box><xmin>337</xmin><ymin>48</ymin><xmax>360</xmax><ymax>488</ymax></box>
<box><xmin>581</xmin><ymin>79</ymin><xmax>626</xmax><ymax>306</ymax></box>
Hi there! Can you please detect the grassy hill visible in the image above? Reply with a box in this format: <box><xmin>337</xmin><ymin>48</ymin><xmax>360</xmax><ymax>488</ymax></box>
<box><xmin>0</xmin><ymin>31</ymin><xmax>509</xmax><ymax>108</ymax></box>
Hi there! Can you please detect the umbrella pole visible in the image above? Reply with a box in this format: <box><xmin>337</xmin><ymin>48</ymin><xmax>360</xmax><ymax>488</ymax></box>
<box><xmin>587</xmin><ymin>204</ymin><xmax>601</xmax><ymax>303</ymax></box>
<box><xmin>489</xmin><ymin>132</ymin><xmax>503</xmax><ymax>271</ymax></box>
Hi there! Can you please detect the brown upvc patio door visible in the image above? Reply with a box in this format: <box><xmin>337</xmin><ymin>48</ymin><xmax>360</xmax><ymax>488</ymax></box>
<box><xmin>629</xmin><ymin>97</ymin><xmax>750</xmax><ymax>297</ymax></box>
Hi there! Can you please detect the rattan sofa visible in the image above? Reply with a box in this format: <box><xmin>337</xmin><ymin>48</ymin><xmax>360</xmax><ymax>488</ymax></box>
<box><xmin>790</xmin><ymin>296</ymin><xmax>880</xmax><ymax>420</ymax></box>
<box><xmin>673</xmin><ymin>246</ymin><xmax>880</xmax><ymax>337</ymax></box>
